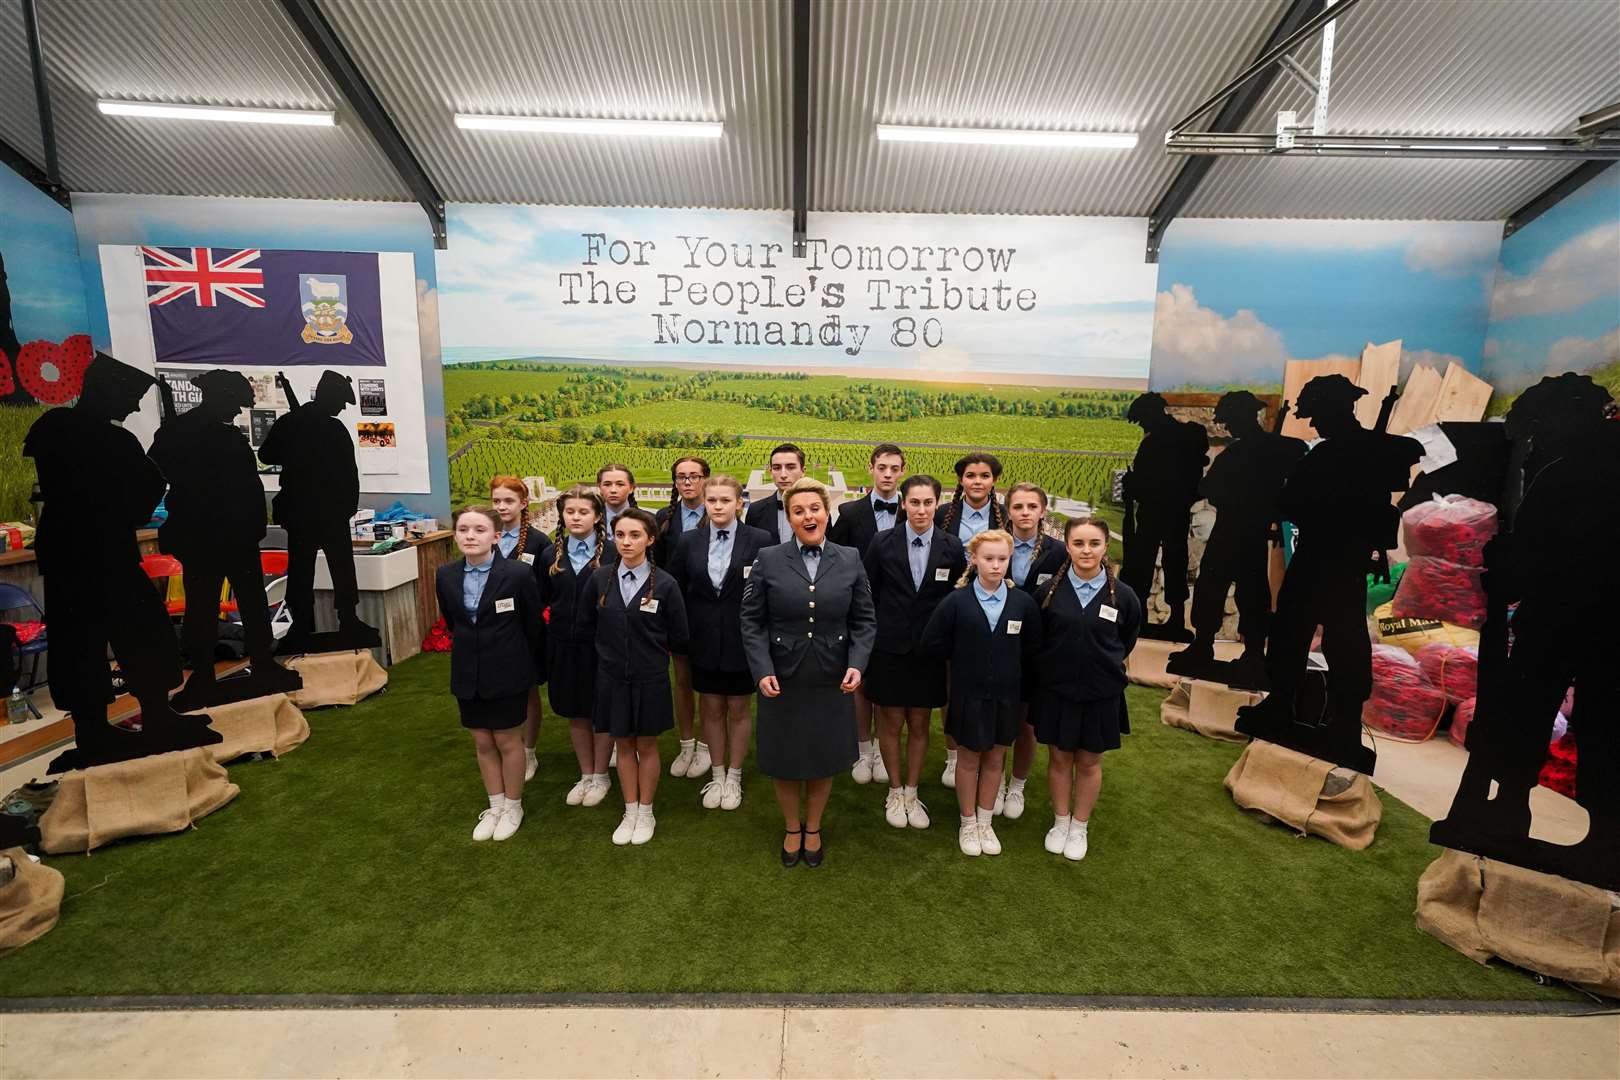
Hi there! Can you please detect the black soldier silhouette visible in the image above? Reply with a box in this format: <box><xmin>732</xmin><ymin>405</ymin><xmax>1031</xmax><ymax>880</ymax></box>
<box><xmin>23</xmin><ymin>354</ymin><xmax>221</xmax><ymax>768</ymax></box>
<box><xmin>1168</xmin><ymin>391</ymin><xmax>1305</xmax><ymax>687</ymax></box>
<box><xmin>1234</xmin><ymin>374</ymin><xmax>1421</xmax><ymax>774</ymax></box>
<box><xmin>148</xmin><ymin>369</ymin><xmax>302</xmax><ymax>709</ymax></box>
<box><xmin>1431</xmin><ymin>373</ymin><xmax>1618</xmax><ymax>890</ymax></box>
<box><xmin>1120</xmin><ymin>392</ymin><xmax>1208</xmax><ymax>641</ymax></box>
<box><xmin>257</xmin><ymin>369</ymin><xmax>379</xmax><ymax>655</ymax></box>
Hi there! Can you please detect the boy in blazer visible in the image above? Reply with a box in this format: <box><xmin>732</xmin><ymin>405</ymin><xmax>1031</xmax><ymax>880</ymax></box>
<box><xmin>744</xmin><ymin>443</ymin><xmax>805</xmax><ymax>544</ymax></box>
<box><xmin>862</xmin><ymin>475</ymin><xmax>968</xmax><ymax>830</ymax></box>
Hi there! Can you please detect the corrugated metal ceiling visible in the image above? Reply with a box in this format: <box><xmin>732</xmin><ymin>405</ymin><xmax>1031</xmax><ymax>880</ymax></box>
<box><xmin>0</xmin><ymin>0</ymin><xmax>1614</xmax><ymax>220</ymax></box>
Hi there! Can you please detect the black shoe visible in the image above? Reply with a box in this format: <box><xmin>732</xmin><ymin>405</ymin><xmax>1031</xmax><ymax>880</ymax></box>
<box><xmin>781</xmin><ymin>829</ymin><xmax>802</xmax><ymax>868</ymax></box>
<box><xmin>802</xmin><ymin>828</ymin><xmax>824</xmax><ymax>869</ymax></box>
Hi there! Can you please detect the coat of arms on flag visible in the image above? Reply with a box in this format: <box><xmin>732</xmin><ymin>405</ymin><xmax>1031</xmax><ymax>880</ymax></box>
<box><xmin>141</xmin><ymin>246</ymin><xmax>387</xmax><ymax>367</ymax></box>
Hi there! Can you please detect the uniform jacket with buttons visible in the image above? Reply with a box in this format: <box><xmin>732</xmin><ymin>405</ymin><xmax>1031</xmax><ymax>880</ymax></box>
<box><xmin>863</xmin><ymin>524</ymin><xmax>968</xmax><ymax>655</ymax></box>
<box><xmin>667</xmin><ymin>520</ymin><xmax>775</xmax><ymax>673</ymax></box>
<box><xmin>739</xmin><ymin>541</ymin><xmax>876</xmax><ymax>683</ymax></box>
<box><xmin>574</xmin><ymin>563</ymin><xmax>689</xmax><ymax>685</ymax></box>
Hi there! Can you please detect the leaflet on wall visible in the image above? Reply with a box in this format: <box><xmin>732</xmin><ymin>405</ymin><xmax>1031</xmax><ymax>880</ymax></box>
<box><xmin>359</xmin><ymin>378</ymin><xmax>387</xmax><ymax>415</ymax></box>
<box><xmin>154</xmin><ymin>367</ymin><xmax>205</xmax><ymax>415</ymax></box>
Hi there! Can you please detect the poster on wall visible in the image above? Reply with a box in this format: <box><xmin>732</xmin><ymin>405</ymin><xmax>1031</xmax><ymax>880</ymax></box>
<box><xmin>437</xmin><ymin>205</ymin><xmax>1158</xmax><ymax>510</ymax></box>
<box><xmin>100</xmin><ymin>244</ymin><xmax>432</xmax><ymax>495</ymax></box>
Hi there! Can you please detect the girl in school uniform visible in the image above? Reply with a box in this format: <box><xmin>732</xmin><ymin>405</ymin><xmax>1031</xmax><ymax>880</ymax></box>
<box><xmin>668</xmin><ymin>474</ymin><xmax>774</xmax><ymax>811</ymax></box>
<box><xmin>595</xmin><ymin>463</ymin><xmax>638</xmax><ymax>561</ymax></box>
<box><xmin>434</xmin><ymin>505</ymin><xmax>544</xmax><ymax>842</ymax></box>
<box><xmin>1029</xmin><ymin>517</ymin><xmax>1141</xmax><ymax>862</ymax></box>
<box><xmin>577</xmin><ymin>507</ymin><xmax>690</xmax><ymax>846</ymax></box>
<box><xmin>656</xmin><ymin>456</ymin><xmax>712</xmax><ymax>782</ymax></box>
<box><xmin>490</xmin><ymin>475</ymin><xmax>554</xmax><ymax>781</ymax></box>
<box><xmin>921</xmin><ymin>529</ymin><xmax>1042</xmax><ymax>857</ymax></box>
<box><xmin>539</xmin><ymin>485</ymin><xmax>613</xmax><ymax>808</ymax></box>
<box><xmin>1002</xmin><ymin>482</ymin><xmax>1069</xmax><ymax>820</ymax></box>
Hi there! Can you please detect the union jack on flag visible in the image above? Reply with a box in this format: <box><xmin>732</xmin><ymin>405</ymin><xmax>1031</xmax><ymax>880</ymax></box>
<box><xmin>142</xmin><ymin>246</ymin><xmax>266</xmax><ymax>308</ymax></box>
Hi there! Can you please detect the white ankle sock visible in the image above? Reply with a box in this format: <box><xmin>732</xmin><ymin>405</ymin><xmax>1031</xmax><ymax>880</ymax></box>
<box><xmin>506</xmin><ymin>798</ymin><xmax>522</xmax><ymax>815</ymax></box>
<box><xmin>959</xmin><ymin>814</ymin><xmax>976</xmax><ymax>828</ymax></box>
<box><xmin>638</xmin><ymin>802</ymin><xmax>654</xmax><ymax>814</ymax></box>
<box><xmin>711</xmin><ymin>765</ymin><xmax>725</xmax><ymax>783</ymax></box>
<box><xmin>945</xmin><ymin>749</ymin><xmax>957</xmax><ymax>764</ymax></box>
<box><xmin>1009</xmin><ymin>776</ymin><xmax>1027</xmax><ymax>794</ymax></box>
<box><xmin>695</xmin><ymin>741</ymin><xmax>709</xmax><ymax>754</ymax></box>
<box><xmin>858</xmin><ymin>739</ymin><xmax>873</xmax><ymax>757</ymax></box>
<box><xmin>488</xmin><ymin>793</ymin><xmax>506</xmax><ymax>810</ymax></box>
<box><xmin>903</xmin><ymin>785</ymin><xmax>918</xmax><ymax>799</ymax></box>
<box><xmin>1054</xmin><ymin>814</ymin><xmax>1072</xmax><ymax>830</ymax></box>
<box><xmin>524</xmin><ymin>747</ymin><xmax>537</xmax><ymax>760</ymax></box>
<box><xmin>1072</xmin><ymin>818</ymin><xmax>1089</xmax><ymax>832</ymax></box>
<box><xmin>679</xmin><ymin>738</ymin><xmax>695</xmax><ymax>752</ymax></box>
<box><xmin>726</xmin><ymin>766</ymin><xmax>741</xmax><ymax>782</ymax></box>
<box><xmin>976</xmin><ymin>807</ymin><xmax>993</xmax><ymax>826</ymax></box>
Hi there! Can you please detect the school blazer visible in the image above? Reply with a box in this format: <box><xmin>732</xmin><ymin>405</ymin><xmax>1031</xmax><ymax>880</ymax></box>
<box><xmin>1009</xmin><ymin>533</ymin><xmax>1069</xmax><ymax>595</ymax></box>
<box><xmin>575</xmin><ymin>565</ymin><xmax>689</xmax><ymax>684</ymax></box>
<box><xmin>654</xmin><ymin>503</ymin><xmax>705</xmax><ymax>566</ymax></box>
<box><xmin>434</xmin><ymin>557</ymin><xmax>544</xmax><ymax>700</ymax></box>
<box><xmin>828</xmin><ymin>495</ymin><xmax>894</xmax><ymax>556</ymax></box>
<box><xmin>934</xmin><ymin>496</ymin><xmax>1006</xmax><ymax>536</ymax></box>
<box><xmin>740</xmin><ymin>542</ymin><xmax>876</xmax><ymax>683</ymax></box>
<box><xmin>498</xmin><ymin>528</ymin><xmax>555</xmax><ymax>576</ymax></box>
<box><xmin>668</xmin><ymin>521</ymin><xmax>775</xmax><ymax>672</ymax></box>
<box><xmin>920</xmin><ymin>586</ymin><xmax>1044</xmax><ymax>706</ymax></box>
<box><xmin>862</xmin><ymin>526</ymin><xmax>968</xmax><ymax>655</ymax></box>
<box><xmin>1031</xmin><ymin>573</ymin><xmax>1142</xmax><ymax>701</ymax></box>
<box><xmin>743</xmin><ymin>492</ymin><xmax>787</xmax><ymax>542</ymax></box>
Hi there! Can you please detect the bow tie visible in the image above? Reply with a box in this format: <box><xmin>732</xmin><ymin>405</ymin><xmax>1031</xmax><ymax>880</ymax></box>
<box><xmin>801</xmin><ymin>545</ymin><xmax>821</xmax><ymax>558</ymax></box>
<box><xmin>912</xmin><ymin>537</ymin><xmax>925</xmax><ymax>547</ymax></box>
<box><xmin>874</xmin><ymin>500</ymin><xmax>898</xmax><ymax>514</ymax></box>
<box><xmin>622</xmin><ymin>571</ymin><xmax>636</xmax><ymax>582</ymax></box>
<box><xmin>716</xmin><ymin>529</ymin><xmax>729</xmax><ymax>540</ymax></box>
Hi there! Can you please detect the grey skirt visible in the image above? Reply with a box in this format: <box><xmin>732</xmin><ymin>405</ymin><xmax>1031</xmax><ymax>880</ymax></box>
<box><xmin>755</xmin><ymin>664</ymin><xmax>859</xmax><ymax>780</ymax></box>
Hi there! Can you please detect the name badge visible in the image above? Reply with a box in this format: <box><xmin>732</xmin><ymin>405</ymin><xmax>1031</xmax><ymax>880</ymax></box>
<box><xmin>934</xmin><ymin>567</ymin><xmax>951</xmax><ymax>581</ymax></box>
<box><xmin>494</xmin><ymin>597</ymin><xmax>516</xmax><ymax>614</ymax></box>
<box><xmin>1036</xmin><ymin>573</ymin><xmax>1053</xmax><ymax>586</ymax></box>
<box><xmin>639</xmin><ymin>597</ymin><xmax>660</xmax><ymax>614</ymax></box>
<box><xmin>1099</xmin><ymin>604</ymin><xmax>1118</xmax><ymax>623</ymax></box>
<box><xmin>742</xmin><ymin>565</ymin><xmax>753</xmax><ymax>579</ymax></box>
<box><xmin>1007</xmin><ymin>620</ymin><xmax>1022</xmax><ymax>635</ymax></box>
<box><xmin>518</xmin><ymin>552</ymin><xmax>535</xmax><ymax>565</ymax></box>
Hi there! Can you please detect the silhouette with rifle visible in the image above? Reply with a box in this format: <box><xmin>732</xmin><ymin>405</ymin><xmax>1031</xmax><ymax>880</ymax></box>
<box><xmin>23</xmin><ymin>354</ymin><xmax>222</xmax><ymax>769</ymax></box>
<box><xmin>1234</xmin><ymin>374</ymin><xmax>1421</xmax><ymax>774</ymax></box>
<box><xmin>1430</xmin><ymin>373</ymin><xmax>1619</xmax><ymax>890</ymax></box>
<box><xmin>1167</xmin><ymin>391</ymin><xmax>1305</xmax><ymax>688</ymax></box>
<box><xmin>1120</xmin><ymin>392</ymin><xmax>1208</xmax><ymax>642</ymax></box>
<box><xmin>257</xmin><ymin>369</ymin><xmax>379</xmax><ymax>655</ymax></box>
<box><xmin>149</xmin><ymin>369</ymin><xmax>303</xmax><ymax>709</ymax></box>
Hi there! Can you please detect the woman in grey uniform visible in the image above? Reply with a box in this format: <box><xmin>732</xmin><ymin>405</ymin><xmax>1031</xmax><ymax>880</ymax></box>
<box><xmin>740</xmin><ymin>478</ymin><xmax>877</xmax><ymax>867</ymax></box>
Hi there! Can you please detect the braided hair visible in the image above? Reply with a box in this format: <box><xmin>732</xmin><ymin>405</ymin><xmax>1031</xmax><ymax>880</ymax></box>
<box><xmin>662</xmin><ymin>455</ymin><xmax>711</xmax><ymax>545</ymax></box>
<box><xmin>1042</xmin><ymin>516</ymin><xmax>1117</xmax><ymax>610</ymax></box>
<box><xmin>611</xmin><ymin>506</ymin><xmax>661</xmax><ymax>570</ymax></box>
<box><xmin>943</xmin><ymin>452</ymin><xmax>1007</xmax><ymax>536</ymax></box>
<box><xmin>596</xmin><ymin>463</ymin><xmax>639</xmax><ymax>509</ymax></box>
<box><xmin>956</xmin><ymin>528</ymin><xmax>1015</xmax><ymax>588</ymax></box>
<box><xmin>489</xmin><ymin>475</ymin><xmax>531</xmax><ymax>557</ymax></box>
<box><xmin>1005</xmin><ymin>482</ymin><xmax>1052</xmax><ymax>585</ymax></box>
<box><xmin>551</xmin><ymin>485</ymin><xmax>606</xmax><ymax>576</ymax></box>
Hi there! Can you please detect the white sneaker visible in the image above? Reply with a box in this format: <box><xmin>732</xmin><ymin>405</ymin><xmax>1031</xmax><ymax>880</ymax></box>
<box><xmin>582</xmin><ymin>774</ymin><xmax>610</xmax><ymax>807</ymax></box>
<box><xmin>493</xmin><ymin>804</ymin><xmax>523</xmax><ymax>841</ymax></box>
<box><xmin>612</xmin><ymin>806</ymin><xmax>638</xmax><ymax>846</ymax></box>
<box><xmin>852</xmin><ymin>750</ymin><xmax>873</xmax><ymax>785</ymax></box>
<box><xmin>872</xmin><ymin>752</ymin><xmax>890</xmax><ymax>785</ymax></box>
<box><xmin>883</xmin><ymin>787</ymin><xmax>908</xmax><ymax>828</ymax></box>
<box><xmin>1003</xmin><ymin>785</ymin><xmax>1027</xmax><ymax>821</ymax></box>
<box><xmin>631</xmin><ymin>808</ymin><xmax>656</xmax><ymax>845</ymax></box>
<box><xmin>701</xmin><ymin>777</ymin><xmax>725</xmax><ymax>810</ymax></box>
<box><xmin>524</xmin><ymin>749</ymin><xmax>539</xmax><ymax>782</ymax></box>
<box><xmin>669</xmin><ymin>743</ymin><xmax>694</xmax><ymax>777</ymax></box>
<box><xmin>979</xmin><ymin>821</ymin><xmax>1002</xmax><ymax>856</ymax></box>
<box><xmin>566</xmin><ymin>777</ymin><xmax>590</xmax><ymax>806</ymax></box>
<box><xmin>941</xmin><ymin>757</ymin><xmax>956</xmax><ymax>789</ymax></box>
<box><xmin>721</xmin><ymin>774</ymin><xmax>742</xmax><ymax>811</ymax></box>
<box><xmin>905</xmin><ymin>794</ymin><xmax>931</xmax><ymax>830</ymax></box>
<box><xmin>992</xmin><ymin>778</ymin><xmax>1007</xmax><ymax>815</ymax></box>
<box><xmin>958</xmin><ymin>821</ymin><xmax>982</xmax><ymax>856</ymax></box>
<box><xmin>1044</xmin><ymin>820</ymin><xmax>1069</xmax><ymax>854</ymax></box>
<box><xmin>473</xmin><ymin>807</ymin><xmax>502</xmax><ymax>841</ymax></box>
<box><xmin>1064</xmin><ymin>822</ymin><xmax>1089</xmax><ymax>862</ymax></box>
<box><xmin>686</xmin><ymin>743</ymin><xmax>712</xmax><ymax>778</ymax></box>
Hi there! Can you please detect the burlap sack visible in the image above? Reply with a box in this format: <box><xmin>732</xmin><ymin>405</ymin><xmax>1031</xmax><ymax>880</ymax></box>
<box><xmin>1223</xmin><ymin>740</ymin><xmax>1382</xmax><ymax>850</ymax></box>
<box><xmin>201</xmin><ymin>693</ymin><xmax>310</xmax><ymax>763</ymax></box>
<box><xmin>285</xmin><ymin>649</ymin><xmax>388</xmax><ymax>708</ymax></box>
<box><xmin>1416</xmin><ymin>849</ymin><xmax>1620</xmax><ymax>997</ymax></box>
<box><xmin>1129</xmin><ymin>639</ymin><xmax>1245</xmax><ymax>689</ymax></box>
<box><xmin>38</xmin><ymin>747</ymin><xmax>240</xmax><ymax>854</ymax></box>
<box><xmin>1159</xmin><ymin>679</ymin><xmax>1192</xmax><ymax>728</ymax></box>
<box><xmin>0</xmin><ymin>848</ymin><xmax>64</xmax><ymax>956</ymax></box>
<box><xmin>1181</xmin><ymin>680</ymin><xmax>1260</xmax><ymax>741</ymax></box>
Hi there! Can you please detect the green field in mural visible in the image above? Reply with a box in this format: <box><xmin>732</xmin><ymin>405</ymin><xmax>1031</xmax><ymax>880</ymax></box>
<box><xmin>445</xmin><ymin>361</ymin><xmax>1138</xmax><ymax>507</ymax></box>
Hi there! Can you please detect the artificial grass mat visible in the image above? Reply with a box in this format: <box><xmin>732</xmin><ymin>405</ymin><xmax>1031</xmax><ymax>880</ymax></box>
<box><xmin>3</xmin><ymin>654</ymin><xmax>1575</xmax><ymax>1002</ymax></box>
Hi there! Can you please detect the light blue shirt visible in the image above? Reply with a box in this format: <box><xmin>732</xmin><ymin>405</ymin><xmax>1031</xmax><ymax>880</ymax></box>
<box><xmin>619</xmin><ymin>559</ymin><xmax>651</xmax><ymax>605</ymax></box>
<box><xmin>463</xmin><ymin>557</ymin><xmax>494</xmax><ymax>622</ymax></box>
<box><xmin>798</xmin><ymin>542</ymin><xmax>821</xmax><ymax>582</ymax></box>
<box><xmin>1011</xmin><ymin>535</ymin><xmax>1037</xmax><ymax>587</ymax></box>
<box><xmin>498</xmin><ymin>525</ymin><xmax>521</xmax><ymax>558</ymax></box>
<box><xmin>972</xmin><ymin>579</ymin><xmax>1007</xmax><ymax>631</ymax></box>
<box><xmin>679</xmin><ymin>503</ymin><xmax>703</xmax><ymax>532</ymax></box>
<box><xmin>906</xmin><ymin>524</ymin><xmax>933</xmax><ymax>590</ymax></box>
<box><xmin>605</xmin><ymin>505</ymin><xmax>626</xmax><ymax>534</ymax></box>
<box><xmin>956</xmin><ymin>501</ymin><xmax>990</xmax><ymax>543</ymax></box>
<box><xmin>567</xmin><ymin>535</ymin><xmax>597</xmax><ymax>574</ymax></box>
<box><xmin>707</xmin><ymin>525</ymin><xmax>734</xmax><ymax>590</ymax></box>
<box><xmin>871</xmin><ymin>490</ymin><xmax>899</xmax><ymax>533</ymax></box>
<box><xmin>775</xmin><ymin>503</ymin><xmax>792</xmax><ymax>543</ymax></box>
<box><xmin>1069</xmin><ymin>565</ymin><xmax>1106</xmax><ymax>609</ymax></box>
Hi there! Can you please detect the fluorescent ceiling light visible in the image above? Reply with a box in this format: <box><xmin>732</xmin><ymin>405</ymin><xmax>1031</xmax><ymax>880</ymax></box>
<box><xmin>98</xmin><ymin>100</ymin><xmax>334</xmax><ymax>126</ymax></box>
<box><xmin>876</xmin><ymin>124</ymin><xmax>1138</xmax><ymax>149</ymax></box>
<box><xmin>455</xmin><ymin>114</ymin><xmax>722</xmax><ymax>138</ymax></box>
<box><xmin>1405</xmin><ymin>142</ymin><xmax>1504</xmax><ymax>151</ymax></box>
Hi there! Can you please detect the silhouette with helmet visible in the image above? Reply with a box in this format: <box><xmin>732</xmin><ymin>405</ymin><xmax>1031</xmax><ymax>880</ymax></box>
<box><xmin>257</xmin><ymin>369</ymin><xmax>379</xmax><ymax>655</ymax></box>
<box><xmin>1234</xmin><ymin>374</ymin><xmax>1421</xmax><ymax>773</ymax></box>
<box><xmin>1167</xmin><ymin>390</ymin><xmax>1305</xmax><ymax>687</ymax></box>
<box><xmin>148</xmin><ymin>368</ymin><xmax>303</xmax><ymax>709</ymax></box>
<box><xmin>1120</xmin><ymin>392</ymin><xmax>1209</xmax><ymax>641</ymax></box>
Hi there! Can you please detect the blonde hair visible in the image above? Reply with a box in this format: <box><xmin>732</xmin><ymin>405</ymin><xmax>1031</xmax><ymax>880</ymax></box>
<box><xmin>783</xmin><ymin>476</ymin><xmax>830</xmax><ymax>514</ymax></box>
<box><xmin>704</xmin><ymin>473</ymin><xmax>745</xmax><ymax>500</ymax></box>
<box><xmin>957</xmin><ymin>528</ymin><xmax>1015</xmax><ymax>587</ymax></box>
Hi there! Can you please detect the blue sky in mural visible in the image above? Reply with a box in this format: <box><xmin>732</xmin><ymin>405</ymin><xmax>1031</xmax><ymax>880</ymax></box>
<box><xmin>0</xmin><ymin>168</ymin><xmax>89</xmax><ymax>343</ymax></box>
<box><xmin>1483</xmin><ymin>167</ymin><xmax>1619</xmax><ymax>393</ymax></box>
<box><xmin>1149</xmin><ymin>218</ymin><xmax>1502</xmax><ymax>390</ymax></box>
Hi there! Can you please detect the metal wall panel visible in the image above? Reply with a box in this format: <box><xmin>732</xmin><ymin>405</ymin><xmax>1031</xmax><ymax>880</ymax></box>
<box><xmin>0</xmin><ymin>1</ymin><xmax>45</xmax><ymax>166</ymax></box>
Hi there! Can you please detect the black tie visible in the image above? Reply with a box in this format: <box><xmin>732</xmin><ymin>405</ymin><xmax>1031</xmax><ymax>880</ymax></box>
<box><xmin>802</xmin><ymin>545</ymin><xmax>820</xmax><ymax>559</ymax></box>
<box><xmin>912</xmin><ymin>537</ymin><xmax>924</xmax><ymax>547</ymax></box>
<box><xmin>623</xmin><ymin>571</ymin><xmax>635</xmax><ymax>584</ymax></box>
<box><xmin>716</xmin><ymin>529</ymin><xmax>729</xmax><ymax>540</ymax></box>
<box><xmin>874</xmin><ymin>500</ymin><xmax>897</xmax><ymax>514</ymax></box>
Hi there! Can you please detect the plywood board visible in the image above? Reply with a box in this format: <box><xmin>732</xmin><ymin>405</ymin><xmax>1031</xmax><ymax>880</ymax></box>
<box><xmin>1388</xmin><ymin>362</ymin><xmax>1444</xmax><ymax>435</ymax></box>
<box><xmin>1433</xmin><ymin>361</ymin><xmax>1493</xmax><ymax>423</ymax></box>
<box><xmin>1281</xmin><ymin>356</ymin><xmax>1362</xmax><ymax>438</ymax></box>
<box><xmin>1354</xmin><ymin>339</ymin><xmax>1402</xmax><ymax>429</ymax></box>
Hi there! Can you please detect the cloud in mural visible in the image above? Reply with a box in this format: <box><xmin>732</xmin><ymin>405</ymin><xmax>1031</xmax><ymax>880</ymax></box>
<box><xmin>1489</xmin><ymin>222</ymin><xmax>1620</xmax><ymax>319</ymax></box>
<box><xmin>1402</xmin><ymin>228</ymin><xmax>1500</xmax><ymax>278</ymax></box>
<box><xmin>1546</xmin><ymin>326</ymin><xmax>1620</xmax><ymax>373</ymax></box>
<box><xmin>1149</xmin><ymin>284</ymin><xmax>1286</xmax><ymax>388</ymax></box>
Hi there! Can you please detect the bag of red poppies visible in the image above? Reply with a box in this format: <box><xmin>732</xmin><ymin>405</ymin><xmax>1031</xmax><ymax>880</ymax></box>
<box><xmin>1401</xmin><ymin>495</ymin><xmax>1498</xmax><ymax>565</ymax></box>
<box><xmin>1416</xmin><ymin>643</ymin><xmax>1478</xmax><ymax>704</ymax></box>
<box><xmin>1447</xmin><ymin>696</ymin><xmax>1476</xmax><ymax>748</ymax></box>
<box><xmin>1363</xmin><ymin>644</ymin><xmax>1448</xmax><ymax>741</ymax></box>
